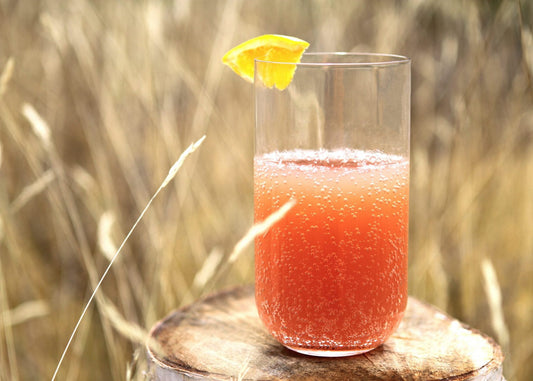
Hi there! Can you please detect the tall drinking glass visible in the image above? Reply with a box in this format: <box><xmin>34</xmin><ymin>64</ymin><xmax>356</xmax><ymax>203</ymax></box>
<box><xmin>254</xmin><ymin>53</ymin><xmax>411</xmax><ymax>356</ymax></box>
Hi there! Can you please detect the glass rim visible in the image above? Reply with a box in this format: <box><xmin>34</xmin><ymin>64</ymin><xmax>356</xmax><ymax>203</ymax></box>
<box><xmin>255</xmin><ymin>52</ymin><xmax>410</xmax><ymax>67</ymax></box>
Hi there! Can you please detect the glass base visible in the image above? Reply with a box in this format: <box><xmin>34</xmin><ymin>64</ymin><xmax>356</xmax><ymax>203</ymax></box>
<box><xmin>283</xmin><ymin>344</ymin><xmax>374</xmax><ymax>357</ymax></box>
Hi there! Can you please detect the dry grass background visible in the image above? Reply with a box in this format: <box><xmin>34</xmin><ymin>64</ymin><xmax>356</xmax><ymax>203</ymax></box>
<box><xmin>0</xmin><ymin>0</ymin><xmax>532</xmax><ymax>380</ymax></box>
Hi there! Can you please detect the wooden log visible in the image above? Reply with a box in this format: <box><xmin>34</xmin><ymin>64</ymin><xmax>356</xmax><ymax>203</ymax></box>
<box><xmin>147</xmin><ymin>285</ymin><xmax>504</xmax><ymax>381</ymax></box>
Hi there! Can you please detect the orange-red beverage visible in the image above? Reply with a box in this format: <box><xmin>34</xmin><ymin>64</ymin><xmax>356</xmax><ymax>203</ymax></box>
<box><xmin>254</xmin><ymin>148</ymin><xmax>409</xmax><ymax>356</ymax></box>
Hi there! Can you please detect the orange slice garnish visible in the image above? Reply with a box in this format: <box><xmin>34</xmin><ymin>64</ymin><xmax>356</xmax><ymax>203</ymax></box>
<box><xmin>222</xmin><ymin>34</ymin><xmax>309</xmax><ymax>90</ymax></box>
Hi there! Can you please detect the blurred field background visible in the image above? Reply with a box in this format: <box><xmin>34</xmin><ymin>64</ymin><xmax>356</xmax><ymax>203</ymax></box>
<box><xmin>0</xmin><ymin>0</ymin><xmax>532</xmax><ymax>380</ymax></box>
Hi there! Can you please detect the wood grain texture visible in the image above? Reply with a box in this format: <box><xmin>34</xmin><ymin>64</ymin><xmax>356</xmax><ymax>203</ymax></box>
<box><xmin>147</xmin><ymin>286</ymin><xmax>504</xmax><ymax>381</ymax></box>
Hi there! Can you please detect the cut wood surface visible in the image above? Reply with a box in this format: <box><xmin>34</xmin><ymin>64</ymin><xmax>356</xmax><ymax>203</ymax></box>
<box><xmin>147</xmin><ymin>285</ymin><xmax>504</xmax><ymax>381</ymax></box>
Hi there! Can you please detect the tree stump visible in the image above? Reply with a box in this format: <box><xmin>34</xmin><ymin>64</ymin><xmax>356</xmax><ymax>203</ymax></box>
<box><xmin>147</xmin><ymin>286</ymin><xmax>504</xmax><ymax>381</ymax></box>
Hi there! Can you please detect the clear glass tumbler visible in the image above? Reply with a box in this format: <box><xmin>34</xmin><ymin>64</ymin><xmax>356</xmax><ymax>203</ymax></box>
<box><xmin>254</xmin><ymin>53</ymin><xmax>411</xmax><ymax>356</ymax></box>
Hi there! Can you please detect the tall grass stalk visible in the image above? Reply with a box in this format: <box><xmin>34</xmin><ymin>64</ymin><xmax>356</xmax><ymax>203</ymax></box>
<box><xmin>51</xmin><ymin>136</ymin><xmax>205</xmax><ymax>381</ymax></box>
